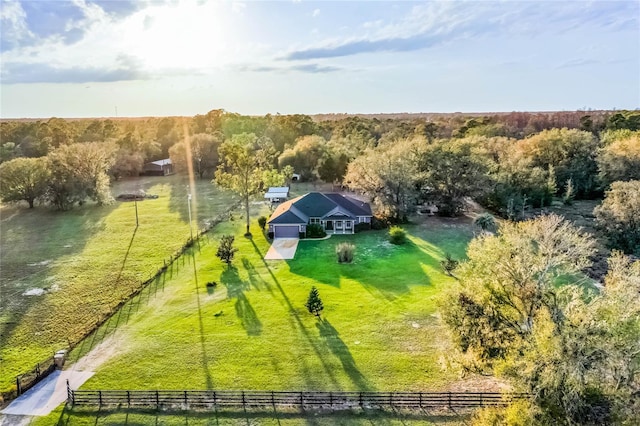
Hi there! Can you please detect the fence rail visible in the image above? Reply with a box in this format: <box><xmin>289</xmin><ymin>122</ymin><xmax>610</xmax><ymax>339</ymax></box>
<box><xmin>16</xmin><ymin>357</ymin><xmax>56</xmax><ymax>397</ymax></box>
<box><xmin>68</xmin><ymin>387</ymin><xmax>529</xmax><ymax>410</ymax></box>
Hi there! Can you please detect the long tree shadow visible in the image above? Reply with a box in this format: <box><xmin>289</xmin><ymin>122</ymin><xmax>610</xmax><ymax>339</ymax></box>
<box><xmin>249</xmin><ymin>238</ymin><xmax>343</xmax><ymax>389</ymax></box>
<box><xmin>191</xmin><ymin>249</ymin><xmax>215</xmax><ymax>389</ymax></box>
<box><xmin>316</xmin><ymin>318</ymin><xmax>372</xmax><ymax>391</ymax></box>
<box><xmin>56</xmin><ymin>405</ymin><xmax>471</xmax><ymax>425</ymax></box>
<box><xmin>287</xmin><ymin>234</ymin><xmax>432</xmax><ymax>300</ymax></box>
<box><xmin>0</xmin><ymin>204</ymin><xmax>117</xmax><ymax>382</ymax></box>
<box><xmin>220</xmin><ymin>266</ymin><xmax>262</xmax><ymax>336</ymax></box>
<box><xmin>241</xmin><ymin>257</ymin><xmax>272</xmax><ymax>293</ymax></box>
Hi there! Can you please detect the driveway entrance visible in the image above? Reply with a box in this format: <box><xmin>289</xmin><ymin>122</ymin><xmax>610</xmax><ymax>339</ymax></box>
<box><xmin>264</xmin><ymin>238</ymin><xmax>299</xmax><ymax>260</ymax></box>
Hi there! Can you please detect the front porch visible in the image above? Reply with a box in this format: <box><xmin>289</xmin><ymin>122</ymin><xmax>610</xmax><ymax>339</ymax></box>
<box><xmin>322</xmin><ymin>218</ymin><xmax>355</xmax><ymax>235</ymax></box>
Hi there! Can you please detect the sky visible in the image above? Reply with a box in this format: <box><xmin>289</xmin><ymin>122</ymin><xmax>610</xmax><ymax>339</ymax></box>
<box><xmin>0</xmin><ymin>0</ymin><xmax>638</xmax><ymax>118</ymax></box>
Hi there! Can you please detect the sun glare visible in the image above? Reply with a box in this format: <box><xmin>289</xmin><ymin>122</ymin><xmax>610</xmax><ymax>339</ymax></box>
<box><xmin>122</xmin><ymin>1</ymin><xmax>230</xmax><ymax>72</ymax></box>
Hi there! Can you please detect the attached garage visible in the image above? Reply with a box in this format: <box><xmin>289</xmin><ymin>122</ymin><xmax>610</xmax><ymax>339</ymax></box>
<box><xmin>273</xmin><ymin>225</ymin><xmax>300</xmax><ymax>239</ymax></box>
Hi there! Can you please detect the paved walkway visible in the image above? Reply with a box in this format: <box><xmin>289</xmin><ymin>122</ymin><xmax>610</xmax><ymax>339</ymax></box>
<box><xmin>1</xmin><ymin>371</ymin><xmax>93</xmax><ymax>416</ymax></box>
<box><xmin>264</xmin><ymin>238</ymin><xmax>299</xmax><ymax>260</ymax></box>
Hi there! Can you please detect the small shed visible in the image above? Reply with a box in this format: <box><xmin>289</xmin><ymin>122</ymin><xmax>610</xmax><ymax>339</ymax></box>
<box><xmin>264</xmin><ymin>186</ymin><xmax>289</xmax><ymax>203</ymax></box>
<box><xmin>143</xmin><ymin>159</ymin><xmax>173</xmax><ymax>176</ymax></box>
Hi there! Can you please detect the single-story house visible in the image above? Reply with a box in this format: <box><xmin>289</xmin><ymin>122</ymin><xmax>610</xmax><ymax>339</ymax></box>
<box><xmin>264</xmin><ymin>186</ymin><xmax>289</xmax><ymax>203</ymax></box>
<box><xmin>267</xmin><ymin>192</ymin><xmax>372</xmax><ymax>238</ymax></box>
<box><xmin>142</xmin><ymin>159</ymin><xmax>173</xmax><ymax>176</ymax></box>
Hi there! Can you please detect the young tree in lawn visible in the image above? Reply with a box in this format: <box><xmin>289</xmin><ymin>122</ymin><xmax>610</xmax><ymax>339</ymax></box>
<box><xmin>0</xmin><ymin>157</ymin><xmax>49</xmax><ymax>208</ymax></box>
<box><xmin>216</xmin><ymin>235</ymin><xmax>238</xmax><ymax>265</ymax></box>
<box><xmin>305</xmin><ymin>286</ymin><xmax>324</xmax><ymax>317</ymax></box>
<box><xmin>215</xmin><ymin>133</ymin><xmax>274</xmax><ymax>236</ymax></box>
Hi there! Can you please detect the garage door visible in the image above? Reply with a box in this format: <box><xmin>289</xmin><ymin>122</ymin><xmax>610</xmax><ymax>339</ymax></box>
<box><xmin>274</xmin><ymin>225</ymin><xmax>299</xmax><ymax>238</ymax></box>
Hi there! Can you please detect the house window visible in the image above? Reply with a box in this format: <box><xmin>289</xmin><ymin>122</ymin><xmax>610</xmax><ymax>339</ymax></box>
<box><xmin>335</xmin><ymin>221</ymin><xmax>343</xmax><ymax>229</ymax></box>
<box><xmin>309</xmin><ymin>218</ymin><xmax>320</xmax><ymax>224</ymax></box>
<box><xmin>345</xmin><ymin>221</ymin><xmax>352</xmax><ymax>229</ymax></box>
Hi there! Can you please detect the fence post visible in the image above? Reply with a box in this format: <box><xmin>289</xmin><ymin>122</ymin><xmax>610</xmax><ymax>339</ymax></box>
<box><xmin>127</xmin><ymin>390</ymin><xmax>130</xmax><ymax>407</ymax></box>
<box><xmin>359</xmin><ymin>392</ymin><xmax>363</xmax><ymax>408</ymax></box>
<box><xmin>16</xmin><ymin>376</ymin><xmax>21</xmax><ymax>396</ymax></box>
<box><xmin>419</xmin><ymin>392</ymin><xmax>422</xmax><ymax>408</ymax></box>
<box><xmin>184</xmin><ymin>390</ymin><xmax>188</xmax><ymax>408</ymax></box>
<box><xmin>329</xmin><ymin>392</ymin><xmax>333</xmax><ymax>408</ymax></box>
<box><xmin>156</xmin><ymin>390</ymin><xmax>159</xmax><ymax>409</ymax></box>
<box><xmin>98</xmin><ymin>390</ymin><xmax>102</xmax><ymax>407</ymax></box>
<box><xmin>271</xmin><ymin>391</ymin><xmax>275</xmax><ymax>408</ymax></box>
<box><xmin>389</xmin><ymin>392</ymin><xmax>393</xmax><ymax>407</ymax></box>
<box><xmin>448</xmin><ymin>392</ymin><xmax>452</xmax><ymax>409</ymax></box>
<box><xmin>213</xmin><ymin>391</ymin><xmax>217</xmax><ymax>408</ymax></box>
<box><xmin>242</xmin><ymin>391</ymin><xmax>246</xmax><ymax>409</ymax></box>
<box><xmin>480</xmin><ymin>393</ymin><xmax>483</xmax><ymax>407</ymax></box>
<box><xmin>299</xmin><ymin>392</ymin><xmax>303</xmax><ymax>409</ymax></box>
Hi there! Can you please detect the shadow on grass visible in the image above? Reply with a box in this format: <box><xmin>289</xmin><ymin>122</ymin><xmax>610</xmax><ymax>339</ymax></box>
<box><xmin>0</xmin><ymin>204</ymin><xmax>116</xmax><ymax>381</ymax></box>
<box><xmin>54</xmin><ymin>405</ymin><xmax>471</xmax><ymax>425</ymax></box>
<box><xmin>192</xmin><ymin>250</ymin><xmax>215</xmax><ymax>389</ymax></box>
<box><xmin>67</xmin><ymin>266</ymin><xmax>167</xmax><ymax>365</ymax></box>
<box><xmin>220</xmin><ymin>266</ymin><xmax>262</xmax><ymax>336</ymax></box>
<box><xmin>241</xmin><ymin>257</ymin><xmax>272</xmax><ymax>293</ymax></box>
<box><xmin>287</xmin><ymin>233</ymin><xmax>433</xmax><ymax>300</ymax></box>
<box><xmin>249</xmin><ymin>238</ymin><xmax>348</xmax><ymax>390</ymax></box>
<box><xmin>316</xmin><ymin>319</ymin><xmax>371</xmax><ymax>390</ymax></box>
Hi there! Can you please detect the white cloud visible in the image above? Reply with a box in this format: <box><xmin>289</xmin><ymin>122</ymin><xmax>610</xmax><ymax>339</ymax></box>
<box><xmin>312</xmin><ymin>8</ymin><xmax>320</xmax><ymax>18</ymax></box>
<box><xmin>1</xmin><ymin>1</ymin><xmax>263</xmax><ymax>83</ymax></box>
<box><xmin>1</xmin><ymin>0</ymin><xmax>34</xmax><ymax>48</ymax></box>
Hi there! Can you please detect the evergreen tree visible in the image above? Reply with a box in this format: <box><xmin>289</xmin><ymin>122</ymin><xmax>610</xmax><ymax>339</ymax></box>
<box><xmin>305</xmin><ymin>286</ymin><xmax>324</xmax><ymax>317</ymax></box>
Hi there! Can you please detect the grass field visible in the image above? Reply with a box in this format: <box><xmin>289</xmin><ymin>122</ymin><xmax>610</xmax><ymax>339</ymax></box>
<box><xmin>0</xmin><ymin>176</ymin><xmax>237</xmax><ymax>395</ymax></box>
<box><xmin>30</xmin><ymin>405</ymin><xmax>471</xmax><ymax>425</ymax></box>
<box><xmin>55</xmin><ymin>207</ymin><xmax>473</xmax><ymax>395</ymax></box>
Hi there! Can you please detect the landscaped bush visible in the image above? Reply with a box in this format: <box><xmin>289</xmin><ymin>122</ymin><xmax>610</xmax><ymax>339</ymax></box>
<box><xmin>267</xmin><ymin>231</ymin><xmax>274</xmax><ymax>239</ymax></box>
<box><xmin>388</xmin><ymin>226</ymin><xmax>407</xmax><ymax>245</ymax></box>
<box><xmin>257</xmin><ymin>216</ymin><xmax>267</xmax><ymax>230</ymax></box>
<box><xmin>306</xmin><ymin>223</ymin><xmax>326</xmax><ymax>238</ymax></box>
<box><xmin>336</xmin><ymin>242</ymin><xmax>355</xmax><ymax>263</ymax></box>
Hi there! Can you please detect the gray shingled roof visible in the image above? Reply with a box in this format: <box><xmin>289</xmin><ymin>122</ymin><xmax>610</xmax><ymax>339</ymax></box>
<box><xmin>267</xmin><ymin>192</ymin><xmax>371</xmax><ymax>224</ymax></box>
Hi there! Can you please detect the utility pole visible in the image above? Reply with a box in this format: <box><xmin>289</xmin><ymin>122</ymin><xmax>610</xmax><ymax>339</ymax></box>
<box><xmin>187</xmin><ymin>190</ymin><xmax>193</xmax><ymax>241</ymax></box>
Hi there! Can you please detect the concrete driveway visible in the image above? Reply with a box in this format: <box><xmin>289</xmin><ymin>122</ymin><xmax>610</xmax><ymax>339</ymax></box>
<box><xmin>264</xmin><ymin>238</ymin><xmax>299</xmax><ymax>260</ymax></box>
<box><xmin>1</xmin><ymin>370</ymin><xmax>93</xmax><ymax>416</ymax></box>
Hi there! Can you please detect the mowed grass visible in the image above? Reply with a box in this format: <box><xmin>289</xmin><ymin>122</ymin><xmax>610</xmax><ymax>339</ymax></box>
<box><xmin>33</xmin><ymin>405</ymin><xmax>470</xmax><ymax>425</ymax></box>
<box><xmin>0</xmin><ymin>176</ymin><xmax>237</xmax><ymax>394</ymax></box>
<box><xmin>66</xmin><ymin>212</ymin><xmax>473</xmax><ymax>394</ymax></box>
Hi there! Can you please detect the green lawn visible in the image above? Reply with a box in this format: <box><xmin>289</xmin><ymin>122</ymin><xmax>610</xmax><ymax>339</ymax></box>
<box><xmin>33</xmin><ymin>405</ymin><xmax>470</xmax><ymax>425</ymax></box>
<box><xmin>0</xmin><ymin>176</ymin><xmax>237</xmax><ymax>395</ymax></box>
<box><xmin>61</xmin><ymin>212</ymin><xmax>473</xmax><ymax>394</ymax></box>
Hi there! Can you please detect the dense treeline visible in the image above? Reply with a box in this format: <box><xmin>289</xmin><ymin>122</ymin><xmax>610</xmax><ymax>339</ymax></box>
<box><xmin>1</xmin><ymin>109</ymin><xmax>639</xmax><ymax>253</ymax></box>
<box><xmin>2</xmin><ymin>110</ymin><xmax>639</xmax><ymax>422</ymax></box>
